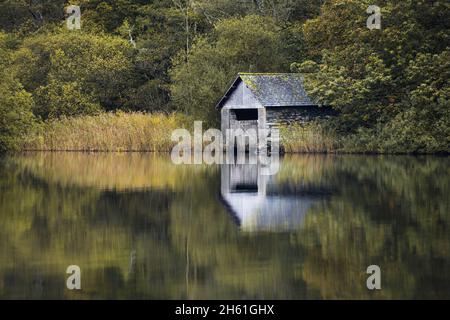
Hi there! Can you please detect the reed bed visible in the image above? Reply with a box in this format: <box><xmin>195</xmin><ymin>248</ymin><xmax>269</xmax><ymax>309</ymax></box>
<box><xmin>24</xmin><ymin>111</ymin><xmax>192</xmax><ymax>152</ymax></box>
<box><xmin>24</xmin><ymin>112</ymin><xmax>339</xmax><ymax>153</ymax></box>
<box><xmin>280</xmin><ymin>123</ymin><xmax>340</xmax><ymax>153</ymax></box>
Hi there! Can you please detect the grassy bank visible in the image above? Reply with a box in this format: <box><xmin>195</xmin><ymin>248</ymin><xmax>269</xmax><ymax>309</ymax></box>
<box><xmin>23</xmin><ymin>112</ymin><xmax>447</xmax><ymax>154</ymax></box>
<box><xmin>24</xmin><ymin>112</ymin><xmax>191</xmax><ymax>152</ymax></box>
<box><xmin>24</xmin><ymin>112</ymin><xmax>340</xmax><ymax>153</ymax></box>
<box><xmin>23</xmin><ymin>112</ymin><xmax>341</xmax><ymax>153</ymax></box>
<box><xmin>281</xmin><ymin>122</ymin><xmax>450</xmax><ymax>155</ymax></box>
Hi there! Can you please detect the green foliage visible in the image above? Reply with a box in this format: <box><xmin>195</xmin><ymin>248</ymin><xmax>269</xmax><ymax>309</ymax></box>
<box><xmin>0</xmin><ymin>0</ymin><xmax>67</xmax><ymax>33</ymax></box>
<box><xmin>0</xmin><ymin>32</ymin><xmax>35</xmax><ymax>152</ymax></box>
<box><xmin>123</xmin><ymin>3</ymin><xmax>209</xmax><ymax>112</ymax></box>
<box><xmin>192</xmin><ymin>0</ymin><xmax>323</xmax><ymax>23</ymax></box>
<box><xmin>34</xmin><ymin>78</ymin><xmax>101</xmax><ymax>119</ymax></box>
<box><xmin>296</xmin><ymin>0</ymin><xmax>450</xmax><ymax>153</ymax></box>
<box><xmin>0</xmin><ymin>0</ymin><xmax>448</xmax><ymax>153</ymax></box>
<box><xmin>170</xmin><ymin>15</ymin><xmax>288</xmax><ymax>123</ymax></box>
<box><xmin>12</xmin><ymin>30</ymin><xmax>134</xmax><ymax>119</ymax></box>
<box><xmin>0</xmin><ymin>74</ymin><xmax>35</xmax><ymax>152</ymax></box>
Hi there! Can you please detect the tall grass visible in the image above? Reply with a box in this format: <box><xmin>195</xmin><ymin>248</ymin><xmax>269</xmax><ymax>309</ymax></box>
<box><xmin>24</xmin><ymin>112</ymin><xmax>341</xmax><ymax>153</ymax></box>
<box><xmin>280</xmin><ymin>122</ymin><xmax>340</xmax><ymax>153</ymax></box>
<box><xmin>24</xmin><ymin>111</ymin><xmax>192</xmax><ymax>152</ymax></box>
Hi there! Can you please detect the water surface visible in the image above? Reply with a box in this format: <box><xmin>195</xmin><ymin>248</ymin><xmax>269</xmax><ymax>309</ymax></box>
<box><xmin>0</xmin><ymin>153</ymin><xmax>449</xmax><ymax>299</ymax></box>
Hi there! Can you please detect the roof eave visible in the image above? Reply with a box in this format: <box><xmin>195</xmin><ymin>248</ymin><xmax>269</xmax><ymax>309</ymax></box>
<box><xmin>263</xmin><ymin>103</ymin><xmax>319</xmax><ymax>108</ymax></box>
<box><xmin>215</xmin><ymin>75</ymin><xmax>243</xmax><ymax>109</ymax></box>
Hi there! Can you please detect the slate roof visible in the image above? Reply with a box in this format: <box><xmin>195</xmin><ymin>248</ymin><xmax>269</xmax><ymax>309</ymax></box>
<box><xmin>216</xmin><ymin>73</ymin><xmax>316</xmax><ymax>109</ymax></box>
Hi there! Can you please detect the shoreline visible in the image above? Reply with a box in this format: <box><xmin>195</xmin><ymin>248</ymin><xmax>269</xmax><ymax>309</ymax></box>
<box><xmin>12</xmin><ymin>149</ymin><xmax>450</xmax><ymax>156</ymax></box>
<box><xmin>14</xmin><ymin>112</ymin><xmax>449</xmax><ymax>156</ymax></box>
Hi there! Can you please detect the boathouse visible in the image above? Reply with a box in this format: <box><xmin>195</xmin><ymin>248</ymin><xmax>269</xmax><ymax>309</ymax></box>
<box><xmin>216</xmin><ymin>73</ymin><xmax>332</xmax><ymax>147</ymax></box>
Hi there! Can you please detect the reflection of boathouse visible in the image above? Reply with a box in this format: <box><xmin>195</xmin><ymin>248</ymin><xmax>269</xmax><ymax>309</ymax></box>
<box><xmin>220</xmin><ymin>163</ymin><xmax>330</xmax><ymax>232</ymax></box>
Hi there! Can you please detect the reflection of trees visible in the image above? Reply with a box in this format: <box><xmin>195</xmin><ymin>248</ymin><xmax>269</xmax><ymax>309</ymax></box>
<box><xmin>295</xmin><ymin>156</ymin><xmax>450</xmax><ymax>299</ymax></box>
<box><xmin>0</xmin><ymin>155</ymin><xmax>188</xmax><ymax>299</ymax></box>
<box><xmin>0</xmin><ymin>154</ymin><xmax>449</xmax><ymax>299</ymax></box>
<box><xmin>169</xmin><ymin>188</ymin><xmax>306</xmax><ymax>299</ymax></box>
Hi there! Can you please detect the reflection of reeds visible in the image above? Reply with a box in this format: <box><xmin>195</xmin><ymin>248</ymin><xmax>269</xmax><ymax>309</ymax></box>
<box><xmin>15</xmin><ymin>152</ymin><xmax>212</xmax><ymax>191</ymax></box>
<box><xmin>24</xmin><ymin>112</ymin><xmax>192</xmax><ymax>152</ymax></box>
<box><xmin>276</xmin><ymin>155</ymin><xmax>336</xmax><ymax>186</ymax></box>
<box><xmin>280</xmin><ymin>123</ymin><xmax>339</xmax><ymax>153</ymax></box>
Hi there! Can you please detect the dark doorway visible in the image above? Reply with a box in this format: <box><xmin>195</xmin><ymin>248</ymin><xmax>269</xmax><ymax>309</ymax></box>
<box><xmin>234</xmin><ymin>109</ymin><xmax>258</xmax><ymax>121</ymax></box>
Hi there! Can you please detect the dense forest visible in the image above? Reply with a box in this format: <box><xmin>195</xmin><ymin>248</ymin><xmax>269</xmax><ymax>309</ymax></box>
<box><xmin>0</xmin><ymin>0</ymin><xmax>449</xmax><ymax>153</ymax></box>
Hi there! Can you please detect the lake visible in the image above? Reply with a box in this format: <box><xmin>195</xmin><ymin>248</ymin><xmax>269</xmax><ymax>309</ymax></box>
<box><xmin>0</xmin><ymin>152</ymin><xmax>449</xmax><ymax>299</ymax></box>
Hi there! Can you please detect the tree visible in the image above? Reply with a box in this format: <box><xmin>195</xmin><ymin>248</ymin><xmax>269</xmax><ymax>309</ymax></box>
<box><xmin>379</xmin><ymin>50</ymin><xmax>450</xmax><ymax>153</ymax></box>
<box><xmin>191</xmin><ymin>0</ymin><xmax>323</xmax><ymax>24</ymax></box>
<box><xmin>0</xmin><ymin>32</ymin><xmax>35</xmax><ymax>152</ymax></box>
<box><xmin>123</xmin><ymin>2</ymin><xmax>208</xmax><ymax>112</ymax></box>
<box><xmin>0</xmin><ymin>0</ymin><xmax>67</xmax><ymax>33</ymax></box>
<box><xmin>170</xmin><ymin>15</ymin><xmax>288</xmax><ymax>123</ymax></box>
<box><xmin>12</xmin><ymin>30</ymin><xmax>135</xmax><ymax>118</ymax></box>
<box><xmin>293</xmin><ymin>0</ymin><xmax>450</xmax><ymax>153</ymax></box>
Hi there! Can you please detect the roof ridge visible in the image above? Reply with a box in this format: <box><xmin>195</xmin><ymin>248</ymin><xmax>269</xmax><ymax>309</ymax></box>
<box><xmin>216</xmin><ymin>73</ymin><xmax>314</xmax><ymax>109</ymax></box>
<box><xmin>238</xmin><ymin>72</ymin><xmax>299</xmax><ymax>76</ymax></box>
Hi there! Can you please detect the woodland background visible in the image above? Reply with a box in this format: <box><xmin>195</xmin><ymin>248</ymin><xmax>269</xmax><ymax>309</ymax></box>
<box><xmin>0</xmin><ymin>0</ymin><xmax>448</xmax><ymax>153</ymax></box>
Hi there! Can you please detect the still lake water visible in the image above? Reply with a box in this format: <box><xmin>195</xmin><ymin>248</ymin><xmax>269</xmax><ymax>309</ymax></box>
<box><xmin>0</xmin><ymin>152</ymin><xmax>449</xmax><ymax>299</ymax></box>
